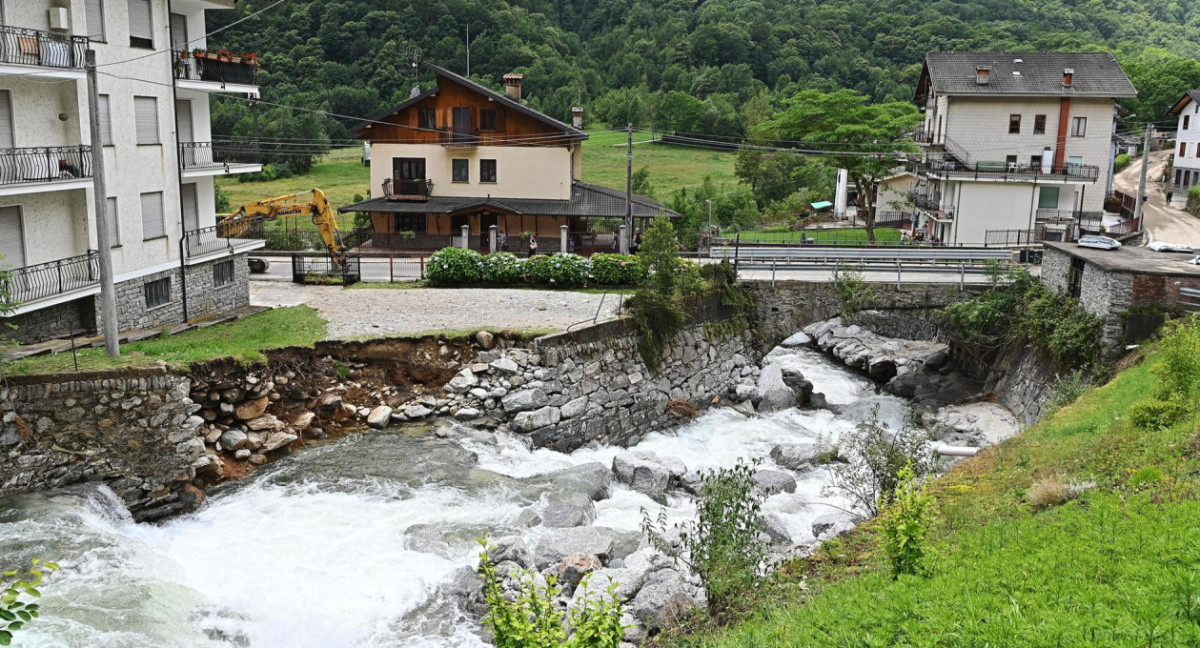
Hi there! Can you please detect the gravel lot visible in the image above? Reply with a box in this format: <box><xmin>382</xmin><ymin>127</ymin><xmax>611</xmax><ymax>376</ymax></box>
<box><xmin>250</xmin><ymin>282</ymin><xmax>624</xmax><ymax>339</ymax></box>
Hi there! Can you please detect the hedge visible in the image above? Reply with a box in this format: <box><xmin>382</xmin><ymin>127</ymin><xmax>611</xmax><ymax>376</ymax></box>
<box><xmin>425</xmin><ymin>248</ymin><xmax>646</xmax><ymax>288</ymax></box>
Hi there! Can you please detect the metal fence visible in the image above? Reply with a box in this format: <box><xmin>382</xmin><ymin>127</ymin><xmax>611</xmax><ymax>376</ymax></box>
<box><xmin>185</xmin><ymin>218</ymin><xmax>267</xmax><ymax>258</ymax></box>
<box><xmin>291</xmin><ymin>254</ymin><xmax>362</xmax><ymax>286</ymax></box>
<box><xmin>0</xmin><ymin>145</ymin><xmax>92</xmax><ymax>186</ymax></box>
<box><xmin>913</xmin><ymin>159</ymin><xmax>1101</xmax><ymax>182</ymax></box>
<box><xmin>173</xmin><ymin>53</ymin><xmax>259</xmax><ymax>85</ymax></box>
<box><xmin>4</xmin><ymin>252</ymin><xmax>99</xmax><ymax>304</ymax></box>
<box><xmin>0</xmin><ymin>25</ymin><xmax>88</xmax><ymax>70</ymax></box>
<box><xmin>984</xmin><ymin>227</ymin><xmax>1080</xmax><ymax>247</ymax></box>
<box><xmin>179</xmin><ymin>141</ymin><xmax>262</xmax><ymax>170</ymax></box>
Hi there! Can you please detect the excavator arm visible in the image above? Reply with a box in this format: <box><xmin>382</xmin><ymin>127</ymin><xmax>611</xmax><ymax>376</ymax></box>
<box><xmin>219</xmin><ymin>189</ymin><xmax>346</xmax><ymax>266</ymax></box>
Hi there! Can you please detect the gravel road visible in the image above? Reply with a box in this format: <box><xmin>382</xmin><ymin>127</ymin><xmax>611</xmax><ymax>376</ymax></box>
<box><xmin>1114</xmin><ymin>150</ymin><xmax>1200</xmax><ymax>247</ymax></box>
<box><xmin>250</xmin><ymin>282</ymin><xmax>624</xmax><ymax>339</ymax></box>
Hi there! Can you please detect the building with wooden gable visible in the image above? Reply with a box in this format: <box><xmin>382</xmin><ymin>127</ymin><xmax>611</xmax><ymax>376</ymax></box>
<box><xmin>340</xmin><ymin>62</ymin><xmax>677</xmax><ymax>255</ymax></box>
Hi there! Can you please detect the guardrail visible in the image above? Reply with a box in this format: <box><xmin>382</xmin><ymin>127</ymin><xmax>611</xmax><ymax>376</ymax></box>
<box><xmin>711</xmin><ymin>245</ymin><xmax>1013</xmax><ymax>264</ymax></box>
<box><xmin>4</xmin><ymin>252</ymin><xmax>99</xmax><ymax>304</ymax></box>
<box><xmin>0</xmin><ymin>25</ymin><xmax>88</xmax><ymax>70</ymax></box>
<box><xmin>0</xmin><ymin>145</ymin><xmax>92</xmax><ymax>186</ymax></box>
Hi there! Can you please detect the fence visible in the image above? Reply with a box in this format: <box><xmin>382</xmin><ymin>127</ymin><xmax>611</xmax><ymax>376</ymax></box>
<box><xmin>913</xmin><ymin>158</ymin><xmax>1101</xmax><ymax>182</ymax></box>
<box><xmin>185</xmin><ymin>218</ymin><xmax>266</xmax><ymax>258</ymax></box>
<box><xmin>0</xmin><ymin>145</ymin><xmax>92</xmax><ymax>186</ymax></box>
<box><xmin>179</xmin><ymin>141</ymin><xmax>262</xmax><ymax>170</ymax></box>
<box><xmin>173</xmin><ymin>53</ymin><xmax>259</xmax><ymax>86</ymax></box>
<box><xmin>4</xmin><ymin>252</ymin><xmax>99</xmax><ymax>304</ymax></box>
<box><xmin>290</xmin><ymin>254</ymin><xmax>362</xmax><ymax>286</ymax></box>
<box><xmin>0</xmin><ymin>25</ymin><xmax>87</xmax><ymax>70</ymax></box>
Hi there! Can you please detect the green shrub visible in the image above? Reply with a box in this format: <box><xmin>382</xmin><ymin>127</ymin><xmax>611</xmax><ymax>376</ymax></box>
<box><xmin>483</xmin><ymin>252</ymin><xmax>523</xmax><ymax>284</ymax></box>
<box><xmin>1188</xmin><ymin>186</ymin><xmax>1200</xmax><ymax>218</ymax></box>
<box><xmin>1129</xmin><ymin>397</ymin><xmax>1187</xmax><ymax>430</ymax></box>
<box><xmin>590</xmin><ymin>253</ymin><xmax>647</xmax><ymax>286</ymax></box>
<box><xmin>834</xmin><ymin>266</ymin><xmax>875</xmax><ymax>317</ymax></box>
<box><xmin>880</xmin><ymin>464</ymin><xmax>936</xmax><ymax>579</ymax></box>
<box><xmin>522</xmin><ymin>253</ymin><xmax>590</xmax><ymax>287</ymax></box>
<box><xmin>624</xmin><ymin>289</ymin><xmax>686</xmax><ymax>371</ymax></box>
<box><xmin>678</xmin><ymin>259</ymin><xmax>705</xmax><ymax>297</ymax></box>
<box><xmin>477</xmin><ymin>540</ymin><xmax>626</xmax><ymax>648</ymax></box>
<box><xmin>2</xmin><ymin>558</ymin><xmax>58</xmax><ymax>645</ymax></box>
<box><xmin>427</xmin><ymin>247</ymin><xmax>484</xmax><ymax>285</ymax></box>
<box><xmin>639</xmin><ymin>215</ymin><xmax>683</xmax><ymax>297</ymax></box>
<box><xmin>1153</xmin><ymin>317</ymin><xmax>1200</xmax><ymax>401</ymax></box>
<box><xmin>826</xmin><ymin>409</ymin><xmax>936</xmax><ymax>517</ymax></box>
<box><xmin>642</xmin><ymin>459</ymin><xmax>769</xmax><ymax>614</ymax></box>
<box><xmin>1113</xmin><ymin>153</ymin><xmax>1131</xmax><ymax>172</ymax></box>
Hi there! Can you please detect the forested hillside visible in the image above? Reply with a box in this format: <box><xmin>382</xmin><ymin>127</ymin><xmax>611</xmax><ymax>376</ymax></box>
<box><xmin>209</xmin><ymin>0</ymin><xmax>1200</xmax><ymax>143</ymax></box>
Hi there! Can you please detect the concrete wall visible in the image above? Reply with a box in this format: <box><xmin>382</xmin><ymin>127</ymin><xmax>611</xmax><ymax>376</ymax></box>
<box><xmin>951</xmin><ymin>181</ymin><xmax>1088</xmax><ymax>245</ymax></box>
<box><xmin>370</xmin><ymin>143</ymin><xmax>576</xmax><ymax>200</ymax></box>
<box><xmin>0</xmin><ymin>189</ymin><xmax>90</xmax><ymax>266</ymax></box>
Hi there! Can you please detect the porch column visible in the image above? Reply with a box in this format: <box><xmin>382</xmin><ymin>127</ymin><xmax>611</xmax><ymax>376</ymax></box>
<box><xmin>619</xmin><ymin>224</ymin><xmax>629</xmax><ymax>255</ymax></box>
<box><xmin>489</xmin><ymin>225</ymin><xmax>498</xmax><ymax>254</ymax></box>
<box><xmin>460</xmin><ymin>225</ymin><xmax>469</xmax><ymax>250</ymax></box>
<box><xmin>560</xmin><ymin>225</ymin><xmax>569</xmax><ymax>254</ymax></box>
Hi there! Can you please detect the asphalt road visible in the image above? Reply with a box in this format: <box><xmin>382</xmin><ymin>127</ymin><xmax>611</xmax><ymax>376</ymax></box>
<box><xmin>1113</xmin><ymin>150</ymin><xmax>1200</xmax><ymax>247</ymax></box>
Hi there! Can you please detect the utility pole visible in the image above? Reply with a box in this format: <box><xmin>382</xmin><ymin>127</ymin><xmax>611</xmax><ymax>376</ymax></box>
<box><xmin>86</xmin><ymin>50</ymin><xmax>120</xmax><ymax>357</ymax></box>
<box><xmin>623</xmin><ymin>123</ymin><xmax>633</xmax><ymax>254</ymax></box>
<box><xmin>706</xmin><ymin>198</ymin><xmax>713</xmax><ymax>250</ymax></box>
<box><xmin>1134</xmin><ymin>122</ymin><xmax>1152</xmax><ymax>225</ymax></box>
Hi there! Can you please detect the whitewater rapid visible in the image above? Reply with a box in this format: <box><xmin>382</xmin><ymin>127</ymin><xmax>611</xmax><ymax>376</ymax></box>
<box><xmin>0</xmin><ymin>346</ymin><xmax>909</xmax><ymax>648</ymax></box>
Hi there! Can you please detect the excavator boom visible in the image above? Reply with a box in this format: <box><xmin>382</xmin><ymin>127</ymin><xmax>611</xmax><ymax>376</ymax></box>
<box><xmin>220</xmin><ymin>189</ymin><xmax>346</xmax><ymax>267</ymax></box>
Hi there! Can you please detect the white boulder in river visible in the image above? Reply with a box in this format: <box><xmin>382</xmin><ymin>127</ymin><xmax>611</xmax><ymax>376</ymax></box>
<box><xmin>756</xmin><ymin>364</ymin><xmax>797</xmax><ymax>413</ymax></box>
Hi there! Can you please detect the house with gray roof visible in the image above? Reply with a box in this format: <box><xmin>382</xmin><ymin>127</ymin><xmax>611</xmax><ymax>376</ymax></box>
<box><xmin>904</xmin><ymin>52</ymin><xmax>1137</xmax><ymax>245</ymax></box>
<box><xmin>341</xmin><ymin>62</ymin><xmax>676</xmax><ymax>255</ymax></box>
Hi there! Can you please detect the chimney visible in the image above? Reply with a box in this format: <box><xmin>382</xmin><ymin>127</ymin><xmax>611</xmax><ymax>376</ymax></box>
<box><xmin>504</xmin><ymin>73</ymin><xmax>523</xmax><ymax>101</ymax></box>
<box><xmin>976</xmin><ymin>66</ymin><xmax>991</xmax><ymax>85</ymax></box>
<box><xmin>572</xmin><ymin>106</ymin><xmax>584</xmax><ymax>129</ymax></box>
<box><xmin>1063</xmin><ymin>67</ymin><xmax>1074</xmax><ymax>88</ymax></box>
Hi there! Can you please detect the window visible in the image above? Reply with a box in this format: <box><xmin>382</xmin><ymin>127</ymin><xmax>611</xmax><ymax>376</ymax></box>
<box><xmin>144</xmin><ymin>277</ymin><xmax>170</xmax><ymax>309</ymax></box>
<box><xmin>480</xmin><ymin>159</ymin><xmax>497</xmax><ymax>183</ymax></box>
<box><xmin>133</xmin><ymin>96</ymin><xmax>159</xmax><ymax>144</ymax></box>
<box><xmin>452</xmin><ymin>158</ymin><xmax>469</xmax><ymax>182</ymax></box>
<box><xmin>86</xmin><ymin>0</ymin><xmax>106</xmax><ymax>42</ymax></box>
<box><xmin>480</xmin><ymin>109</ymin><xmax>498</xmax><ymax>131</ymax></box>
<box><xmin>1182</xmin><ymin>142</ymin><xmax>1188</xmax><ymax>157</ymax></box>
<box><xmin>0</xmin><ymin>206</ymin><xmax>26</xmax><ymax>269</ymax></box>
<box><xmin>392</xmin><ymin>157</ymin><xmax>425</xmax><ymax>181</ymax></box>
<box><xmin>128</xmin><ymin>0</ymin><xmax>153</xmax><ymax>49</ymax></box>
<box><xmin>1030</xmin><ymin>155</ymin><xmax>1043</xmax><ymax>169</ymax></box>
<box><xmin>105</xmin><ymin>196</ymin><xmax>120</xmax><ymax>246</ymax></box>
<box><xmin>1005</xmin><ymin>154</ymin><xmax>1018</xmax><ymax>170</ymax></box>
<box><xmin>1186</xmin><ymin>115</ymin><xmax>1192</xmax><ymax>131</ymax></box>
<box><xmin>140</xmin><ymin>191</ymin><xmax>165</xmax><ymax>240</ymax></box>
<box><xmin>213</xmin><ymin>260</ymin><xmax>234</xmax><ymax>287</ymax></box>
<box><xmin>1067</xmin><ymin>257</ymin><xmax>1084</xmax><ymax>299</ymax></box>
<box><xmin>98</xmin><ymin>95</ymin><xmax>113</xmax><ymax>145</ymax></box>
<box><xmin>1038</xmin><ymin>186</ymin><xmax>1060</xmax><ymax>209</ymax></box>
<box><xmin>1070</xmin><ymin>116</ymin><xmax>1087</xmax><ymax>137</ymax></box>
<box><xmin>1008</xmin><ymin>114</ymin><xmax>1021</xmax><ymax>134</ymax></box>
<box><xmin>418</xmin><ymin>108</ymin><xmax>436</xmax><ymax>130</ymax></box>
<box><xmin>392</xmin><ymin>214</ymin><xmax>426</xmax><ymax>233</ymax></box>
<box><xmin>0</xmin><ymin>90</ymin><xmax>13</xmax><ymax>150</ymax></box>
<box><xmin>1033</xmin><ymin>114</ymin><xmax>1046</xmax><ymax>135</ymax></box>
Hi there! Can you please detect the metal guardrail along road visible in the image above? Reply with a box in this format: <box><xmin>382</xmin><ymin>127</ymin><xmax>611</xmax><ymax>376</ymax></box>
<box><xmin>711</xmin><ymin>246</ymin><xmax>1015</xmax><ymax>263</ymax></box>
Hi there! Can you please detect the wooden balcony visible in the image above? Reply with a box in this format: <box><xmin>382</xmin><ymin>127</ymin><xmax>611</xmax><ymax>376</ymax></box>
<box><xmin>382</xmin><ymin>178</ymin><xmax>433</xmax><ymax>202</ymax></box>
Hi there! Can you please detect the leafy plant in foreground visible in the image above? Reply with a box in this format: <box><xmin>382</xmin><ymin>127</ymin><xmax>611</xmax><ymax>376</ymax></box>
<box><xmin>825</xmin><ymin>409</ymin><xmax>936</xmax><ymax>518</ymax></box>
<box><xmin>2</xmin><ymin>558</ymin><xmax>58</xmax><ymax>646</ymax></box>
<box><xmin>880</xmin><ymin>464</ymin><xmax>936</xmax><ymax>579</ymax></box>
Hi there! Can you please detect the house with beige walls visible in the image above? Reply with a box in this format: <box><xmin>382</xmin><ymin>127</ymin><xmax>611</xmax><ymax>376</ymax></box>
<box><xmin>902</xmin><ymin>52</ymin><xmax>1136</xmax><ymax>246</ymax></box>
<box><xmin>342</xmin><ymin>62</ymin><xmax>676</xmax><ymax>255</ymax></box>
<box><xmin>0</xmin><ymin>0</ymin><xmax>263</xmax><ymax>343</ymax></box>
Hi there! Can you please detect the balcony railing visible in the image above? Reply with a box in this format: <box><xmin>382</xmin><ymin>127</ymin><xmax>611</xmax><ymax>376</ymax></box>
<box><xmin>179</xmin><ymin>141</ymin><xmax>262</xmax><ymax>171</ymax></box>
<box><xmin>185</xmin><ymin>217</ymin><xmax>266</xmax><ymax>258</ymax></box>
<box><xmin>915</xmin><ymin>159</ymin><xmax>1101</xmax><ymax>182</ymax></box>
<box><xmin>984</xmin><ymin>226</ymin><xmax>1081</xmax><ymax>247</ymax></box>
<box><xmin>173</xmin><ymin>52</ymin><xmax>259</xmax><ymax>86</ymax></box>
<box><xmin>382</xmin><ymin>178</ymin><xmax>433</xmax><ymax>201</ymax></box>
<box><xmin>0</xmin><ymin>25</ymin><xmax>88</xmax><ymax>70</ymax></box>
<box><xmin>1035</xmin><ymin>209</ymin><xmax>1106</xmax><ymax>225</ymax></box>
<box><xmin>909</xmin><ymin>190</ymin><xmax>942</xmax><ymax>212</ymax></box>
<box><xmin>0</xmin><ymin>145</ymin><xmax>92</xmax><ymax>187</ymax></box>
<box><xmin>440</xmin><ymin>130</ymin><xmax>481</xmax><ymax>147</ymax></box>
<box><xmin>913</xmin><ymin>128</ymin><xmax>936</xmax><ymax>144</ymax></box>
<box><xmin>3</xmin><ymin>252</ymin><xmax>99</xmax><ymax>304</ymax></box>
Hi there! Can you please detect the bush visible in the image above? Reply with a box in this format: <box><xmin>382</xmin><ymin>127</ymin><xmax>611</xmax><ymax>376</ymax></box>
<box><xmin>1129</xmin><ymin>397</ymin><xmax>1188</xmax><ymax>430</ymax></box>
<box><xmin>590</xmin><ymin>253</ymin><xmax>647</xmax><ymax>286</ymax></box>
<box><xmin>880</xmin><ymin>464</ymin><xmax>936</xmax><ymax>578</ymax></box>
<box><xmin>825</xmin><ymin>409</ymin><xmax>936</xmax><ymax>518</ymax></box>
<box><xmin>1113</xmin><ymin>153</ymin><xmax>1131</xmax><ymax>172</ymax></box>
<box><xmin>522</xmin><ymin>253</ymin><xmax>590</xmax><ymax>288</ymax></box>
<box><xmin>1189</xmin><ymin>185</ymin><xmax>1200</xmax><ymax>218</ymax></box>
<box><xmin>1027</xmin><ymin>476</ymin><xmax>1073</xmax><ymax>510</ymax></box>
<box><xmin>639</xmin><ymin>216</ymin><xmax>683</xmax><ymax>297</ymax></box>
<box><xmin>624</xmin><ymin>289</ymin><xmax>686</xmax><ymax>371</ymax></box>
<box><xmin>427</xmin><ymin>247</ymin><xmax>484</xmax><ymax>285</ymax></box>
<box><xmin>483</xmin><ymin>252</ymin><xmax>523</xmax><ymax>284</ymax></box>
<box><xmin>834</xmin><ymin>266</ymin><xmax>875</xmax><ymax>318</ymax></box>
<box><xmin>642</xmin><ymin>459</ymin><xmax>769</xmax><ymax>614</ymax></box>
<box><xmin>1153</xmin><ymin>317</ymin><xmax>1200</xmax><ymax>401</ymax></box>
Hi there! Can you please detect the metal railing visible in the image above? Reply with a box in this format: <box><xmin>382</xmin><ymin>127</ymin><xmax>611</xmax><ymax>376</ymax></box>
<box><xmin>441</xmin><ymin>131</ymin><xmax>481</xmax><ymax>147</ymax></box>
<box><xmin>913</xmin><ymin>128</ymin><xmax>936</xmax><ymax>144</ymax></box>
<box><xmin>185</xmin><ymin>217</ymin><xmax>266</xmax><ymax>258</ymax></box>
<box><xmin>913</xmin><ymin>158</ymin><xmax>1101</xmax><ymax>182</ymax></box>
<box><xmin>4</xmin><ymin>252</ymin><xmax>99</xmax><ymax>304</ymax></box>
<box><xmin>340</xmin><ymin>226</ymin><xmax>372</xmax><ymax>250</ymax></box>
<box><xmin>0</xmin><ymin>145</ymin><xmax>92</xmax><ymax>186</ymax></box>
<box><xmin>1105</xmin><ymin>217</ymin><xmax>1142</xmax><ymax>238</ymax></box>
<box><xmin>381</xmin><ymin>178</ymin><xmax>433</xmax><ymax>200</ymax></box>
<box><xmin>984</xmin><ymin>226</ymin><xmax>1081</xmax><ymax>247</ymax></box>
<box><xmin>179</xmin><ymin>141</ymin><xmax>262</xmax><ymax>170</ymax></box>
<box><xmin>291</xmin><ymin>253</ymin><xmax>362</xmax><ymax>286</ymax></box>
<box><xmin>909</xmin><ymin>190</ymin><xmax>942</xmax><ymax>212</ymax></box>
<box><xmin>1035</xmin><ymin>209</ymin><xmax>1105</xmax><ymax>223</ymax></box>
<box><xmin>0</xmin><ymin>25</ymin><xmax>88</xmax><ymax>70</ymax></box>
<box><xmin>172</xmin><ymin>52</ymin><xmax>259</xmax><ymax>86</ymax></box>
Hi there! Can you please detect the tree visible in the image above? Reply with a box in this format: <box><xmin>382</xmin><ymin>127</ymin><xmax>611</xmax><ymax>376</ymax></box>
<box><xmin>772</xmin><ymin>89</ymin><xmax>919</xmax><ymax>241</ymax></box>
<box><xmin>656</xmin><ymin>91</ymin><xmax>706</xmax><ymax>134</ymax></box>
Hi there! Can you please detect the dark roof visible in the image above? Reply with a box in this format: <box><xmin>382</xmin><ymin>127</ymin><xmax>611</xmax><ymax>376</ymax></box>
<box><xmin>339</xmin><ymin>180</ymin><xmax>678</xmax><ymax>219</ymax></box>
<box><xmin>1044</xmin><ymin>241</ymin><xmax>1200</xmax><ymax>278</ymax></box>
<box><xmin>351</xmin><ymin>62</ymin><xmax>588</xmax><ymax>140</ymax></box>
<box><xmin>1167</xmin><ymin>90</ymin><xmax>1200</xmax><ymax>116</ymax></box>
<box><xmin>916</xmin><ymin>52</ymin><xmax>1137</xmax><ymax>101</ymax></box>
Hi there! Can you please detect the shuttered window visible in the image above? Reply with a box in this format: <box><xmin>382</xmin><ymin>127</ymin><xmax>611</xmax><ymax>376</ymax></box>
<box><xmin>181</xmin><ymin>183</ymin><xmax>198</xmax><ymax>231</ymax></box>
<box><xmin>144</xmin><ymin>277</ymin><xmax>170</xmax><ymax>308</ymax></box>
<box><xmin>128</xmin><ymin>0</ymin><xmax>153</xmax><ymax>48</ymax></box>
<box><xmin>0</xmin><ymin>206</ymin><xmax>25</xmax><ymax>269</ymax></box>
<box><xmin>140</xmin><ymin>191</ymin><xmax>165</xmax><ymax>240</ymax></box>
<box><xmin>86</xmin><ymin>0</ymin><xmax>106</xmax><ymax>42</ymax></box>
<box><xmin>133</xmin><ymin>96</ymin><xmax>158</xmax><ymax>145</ymax></box>
<box><xmin>98</xmin><ymin>95</ymin><xmax>113</xmax><ymax>146</ymax></box>
<box><xmin>105</xmin><ymin>196</ymin><xmax>120</xmax><ymax>246</ymax></box>
<box><xmin>0</xmin><ymin>90</ymin><xmax>14</xmax><ymax>149</ymax></box>
<box><xmin>213</xmin><ymin>260</ymin><xmax>234</xmax><ymax>287</ymax></box>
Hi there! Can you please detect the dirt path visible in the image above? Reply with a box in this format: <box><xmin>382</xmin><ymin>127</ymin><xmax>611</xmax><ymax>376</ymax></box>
<box><xmin>250</xmin><ymin>282</ymin><xmax>624</xmax><ymax>339</ymax></box>
<box><xmin>1113</xmin><ymin>150</ymin><xmax>1200</xmax><ymax>247</ymax></box>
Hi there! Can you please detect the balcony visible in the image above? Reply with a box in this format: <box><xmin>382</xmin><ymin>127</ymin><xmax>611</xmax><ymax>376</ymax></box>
<box><xmin>915</xmin><ymin>159</ymin><xmax>1101</xmax><ymax>183</ymax></box>
<box><xmin>913</xmin><ymin>128</ymin><xmax>937</xmax><ymax>145</ymax></box>
<box><xmin>0</xmin><ymin>145</ymin><xmax>93</xmax><ymax>197</ymax></box>
<box><xmin>440</xmin><ymin>131</ymin><xmax>481</xmax><ymax>148</ymax></box>
<box><xmin>1035</xmin><ymin>209</ymin><xmax>1105</xmax><ymax>227</ymax></box>
<box><xmin>179</xmin><ymin>141</ymin><xmax>263</xmax><ymax>178</ymax></box>
<box><xmin>184</xmin><ymin>217</ymin><xmax>266</xmax><ymax>261</ymax></box>
<box><xmin>173</xmin><ymin>50</ymin><xmax>260</xmax><ymax>95</ymax></box>
<box><xmin>4</xmin><ymin>252</ymin><xmax>99</xmax><ymax>311</ymax></box>
<box><xmin>0</xmin><ymin>25</ymin><xmax>88</xmax><ymax>79</ymax></box>
<box><xmin>382</xmin><ymin>178</ymin><xmax>433</xmax><ymax>202</ymax></box>
<box><xmin>908</xmin><ymin>189</ymin><xmax>942</xmax><ymax>212</ymax></box>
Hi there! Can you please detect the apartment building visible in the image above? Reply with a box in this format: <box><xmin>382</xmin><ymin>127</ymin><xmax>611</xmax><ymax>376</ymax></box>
<box><xmin>906</xmin><ymin>52</ymin><xmax>1136</xmax><ymax>246</ymax></box>
<box><xmin>1167</xmin><ymin>90</ymin><xmax>1200</xmax><ymax>202</ymax></box>
<box><xmin>0</xmin><ymin>0</ymin><xmax>263</xmax><ymax>343</ymax></box>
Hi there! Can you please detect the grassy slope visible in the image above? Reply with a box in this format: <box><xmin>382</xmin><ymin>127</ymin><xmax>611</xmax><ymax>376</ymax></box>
<box><xmin>582</xmin><ymin>129</ymin><xmax>738</xmax><ymax>195</ymax></box>
<box><xmin>8</xmin><ymin>306</ymin><xmax>327</xmax><ymax>375</ymax></box>
<box><xmin>215</xmin><ymin>147</ymin><xmax>369</xmax><ymax>214</ymax></box>
<box><xmin>669</xmin><ymin>348</ymin><xmax>1200</xmax><ymax>648</ymax></box>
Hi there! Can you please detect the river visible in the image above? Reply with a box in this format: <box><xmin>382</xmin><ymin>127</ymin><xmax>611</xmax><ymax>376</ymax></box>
<box><xmin>1</xmin><ymin>346</ymin><xmax>912</xmax><ymax>648</ymax></box>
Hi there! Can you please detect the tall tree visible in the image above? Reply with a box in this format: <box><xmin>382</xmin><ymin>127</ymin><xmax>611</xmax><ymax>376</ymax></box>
<box><xmin>772</xmin><ymin>89</ymin><xmax>919</xmax><ymax>241</ymax></box>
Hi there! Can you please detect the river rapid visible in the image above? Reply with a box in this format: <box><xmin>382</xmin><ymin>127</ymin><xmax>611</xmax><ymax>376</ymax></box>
<box><xmin>1</xmin><ymin>346</ymin><xmax>912</xmax><ymax>648</ymax></box>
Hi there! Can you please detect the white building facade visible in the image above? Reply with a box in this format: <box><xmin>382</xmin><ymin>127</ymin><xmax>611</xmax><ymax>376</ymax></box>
<box><xmin>0</xmin><ymin>0</ymin><xmax>262</xmax><ymax>343</ymax></box>
<box><xmin>1167</xmin><ymin>90</ymin><xmax>1200</xmax><ymax>202</ymax></box>
<box><xmin>904</xmin><ymin>52</ymin><xmax>1136</xmax><ymax>246</ymax></box>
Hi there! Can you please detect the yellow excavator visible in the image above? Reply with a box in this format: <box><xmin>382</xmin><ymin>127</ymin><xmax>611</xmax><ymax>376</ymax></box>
<box><xmin>218</xmin><ymin>189</ymin><xmax>345</xmax><ymax>273</ymax></box>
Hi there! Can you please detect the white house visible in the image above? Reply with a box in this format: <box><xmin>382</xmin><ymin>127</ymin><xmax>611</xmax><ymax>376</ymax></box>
<box><xmin>904</xmin><ymin>52</ymin><xmax>1137</xmax><ymax>246</ymax></box>
<box><xmin>1167</xmin><ymin>90</ymin><xmax>1200</xmax><ymax>203</ymax></box>
<box><xmin>0</xmin><ymin>0</ymin><xmax>263</xmax><ymax>343</ymax></box>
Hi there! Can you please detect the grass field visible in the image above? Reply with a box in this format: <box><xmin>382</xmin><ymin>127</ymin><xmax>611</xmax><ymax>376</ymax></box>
<box><xmin>9</xmin><ymin>306</ymin><xmax>327</xmax><ymax>375</ymax></box>
<box><xmin>665</xmin><ymin>335</ymin><xmax>1200</xmax><ymax>647</ymax></box>
<box><xmin>216</xmin><ymin>147</ymin><xmax>370</xmax><ymax>221</ymax></box>
<box><xmin>735</xmin><ymin>227</ymin><xmax>902</xmax><ymax>244</ymax></box>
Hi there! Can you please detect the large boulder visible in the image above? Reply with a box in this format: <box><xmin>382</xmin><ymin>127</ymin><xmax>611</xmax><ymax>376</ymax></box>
<box><xmin>218</xmin><ymin>429</ymin><xmax>247</xmax><ymax>451</ymax></box>
<box><xmin>547</xmin><ymin>462</ymin><xmax>613</xmax><ymax>501</ymax></box>
<box><xmin>758</xmin><ymin>513</ymin><xmax>792</xmax><ymax>545</ymax></box>
<box><xmin>534</xmin><ymin>527</ymin><xmax>618</xmax><ymax>569</ymax></box>
<box><xmin>235</xmin><ymin>397</ymin><xmax>269</xmax><ymax>421</ymax></box>
<box><xmin>558</xmin><ymin>553</ymin><xmax>603</xmax><ymax>596</ymax></box>
<box><xmin>769</xmin><ymin>442</ymin><xmax>821</xmax><ymax>471</ymax></box>
<box><xmin>541</xmin><ymin>499</ymin><xmax>597</xmax><ymax>528</ymax></box>
<box><xmin>780</xmin><ymin>331</ymin><xmax>813</xmax><ymax>348</ymax></box>
<box><xmin>366</xmin><ymin>406</ymin><xmax>393</xmax><ymax>429</ymax></box>
<box><xmin>487</xmin><ymin>535</ymin><xmax>536</xmax><ymax>570</ymax></box>
<box><xmin>512</xmin><ymin>406</ymin><xmax>560</xmax><ymax>433</ymax></box>
<box><xmin>612</xmin><ymin>451</ymin><xmax>684</xmax><ymax>503</ymax></box>
<box><xmin>752</xmin><ymin>469</ymin><xmax>797</xmax><ymax>495</ymax></box>
<box><xmin>628</xmin><ymin>569</ymin><xmax>705</xmax><ymax>632</ymax></box>
<box><xmin>501</xmin><ymin>388</ymin><xmax>548</xmax><ymax>414</ymax></box>
<box><xmin>756</xmin><ymin>364</ymin><xmax>797</xmax><ymax>413</ymax></box>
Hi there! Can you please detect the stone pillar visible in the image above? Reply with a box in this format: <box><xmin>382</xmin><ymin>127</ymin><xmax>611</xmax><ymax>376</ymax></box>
<box><xmin>619</xmin><ymin>225</ymin><xmax>628</xmax><ymax>255</ymax></box>
<box><xmin>460</xmin><ymin>225</ymin><xmax>470</xmax><ymax>250</ymax></box>
<box><xmin>489</xmin><ymin>225</ymin><xmax>498</xmax><ymax>254</ymax></box>
<box><xmin>560</xmin><ymin>224</ymin><xmax>569</xmax><ymax>254</ymax></box>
